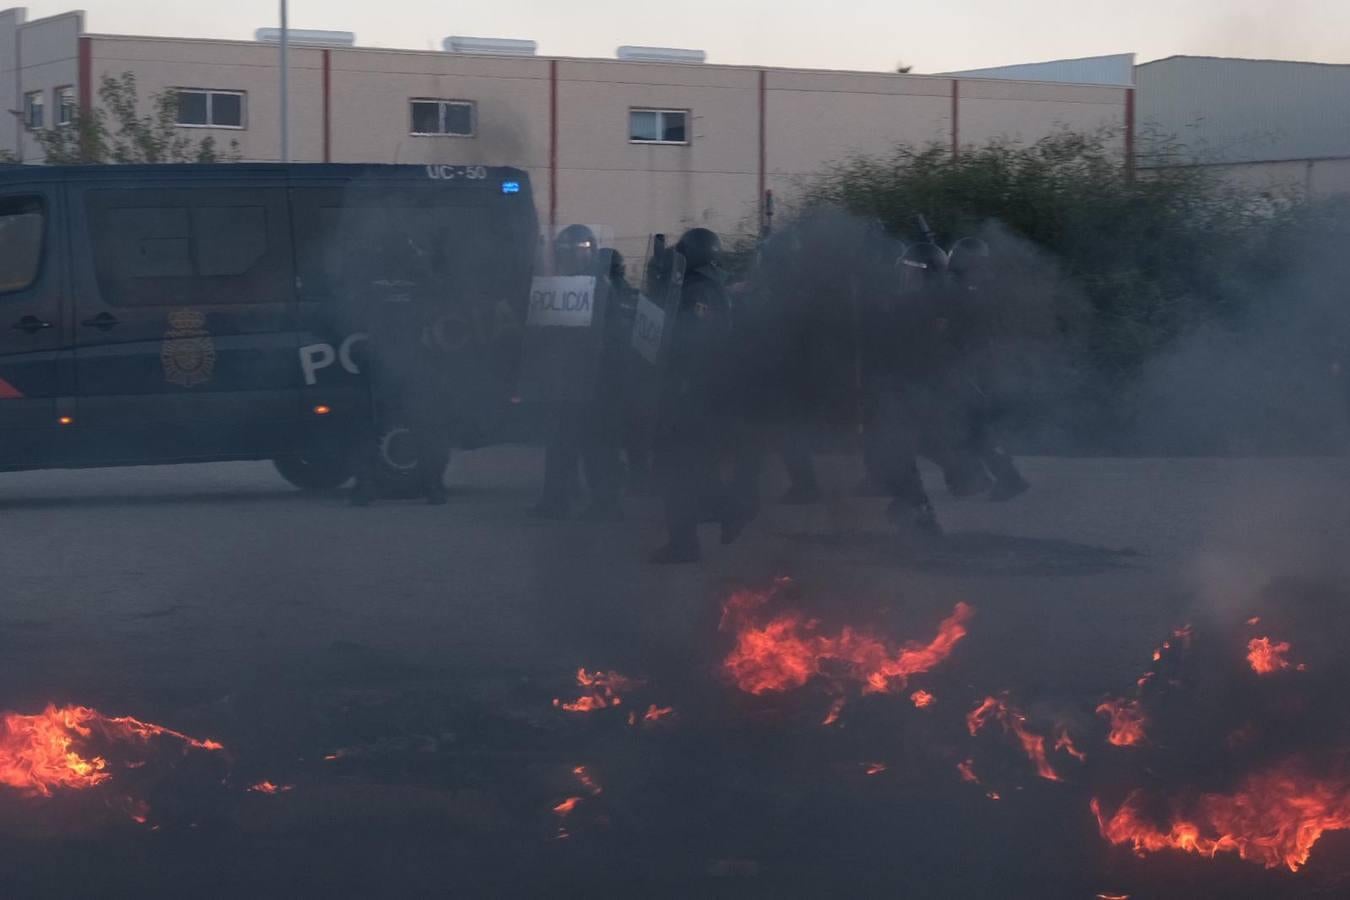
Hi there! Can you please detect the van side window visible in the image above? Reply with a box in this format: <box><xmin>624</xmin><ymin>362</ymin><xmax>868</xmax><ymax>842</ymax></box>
<box><xmin>86</xmin><ymin>189</ymin><xmax>288</xmax><ymax>307</ymax></box>
<box><xmin>0</xmin><ymin>196</ymin><xmax>45</xmax><ymax>295</ymax></box>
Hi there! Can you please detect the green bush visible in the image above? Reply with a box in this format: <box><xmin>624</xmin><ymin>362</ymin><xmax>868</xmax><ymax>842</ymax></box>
<box><xmin>803</xmin><ymin>130</ymin><xmax>1350</xmax><ymax>452</ymax></box>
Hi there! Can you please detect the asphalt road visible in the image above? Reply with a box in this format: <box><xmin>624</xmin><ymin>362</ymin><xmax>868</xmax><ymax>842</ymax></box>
<box><xmin>4</xmin><ymin>450</ymin><xmax>1348</xmax><ymax>702</ymax></box>
<box><xmin>2</xmin><ymin>450</ymin><xmax>1349</xmax><ymax>897</ymax></box>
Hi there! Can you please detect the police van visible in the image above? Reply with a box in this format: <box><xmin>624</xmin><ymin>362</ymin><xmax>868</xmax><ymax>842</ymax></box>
<box><xmin>0</xmin><ymin>163</ymin><xmax>538</xmax><ymax>492</ymax></box>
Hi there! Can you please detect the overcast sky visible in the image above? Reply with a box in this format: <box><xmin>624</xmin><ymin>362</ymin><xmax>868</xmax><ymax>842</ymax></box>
<box><xmin>17</xmin><ymin>0</ymin><xmax>1350</xmax><ymax>72</ymax></box>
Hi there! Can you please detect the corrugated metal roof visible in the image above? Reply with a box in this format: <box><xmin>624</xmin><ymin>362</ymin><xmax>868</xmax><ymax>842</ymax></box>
<box><xmin>1136</xmin><ymin>56</ymin><xmax>1350</xmax><ymax>165</ymax></box>
<box><xmin>939</xmin><ymin>54</ymin><xmax>1136</xmax><ymax>87</ymax></box>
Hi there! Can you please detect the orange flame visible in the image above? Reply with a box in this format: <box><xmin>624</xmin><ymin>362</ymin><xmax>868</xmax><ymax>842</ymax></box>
<box><xmin>967</xmin><ymin>697</ymin><xmax>1062</xmax><ymax>782</ymax></box>
<box><xmin>1246</xmin><ymin>616</ymin><xmax>1261</xmax><ymax>626</ymax></box>
<box><xmin>1091</xmin><ymin>762</ymin><xmax>1350</xmax><ymax>872</ymax></box>
<box><xmin>642</xmin><ymin>705</ymin><xmax>675</xmax><ymax>724</ymax></box>
<box><xmin>910</xmin><ymin>690</ymin><xmax>936</xmax><ymax>709</ymax></box>
<box><xmin>553</xmin><ymin>669</ymin><xmax>642</xmax><ymax>713</ymax></box>
<box><xmin>1055</xmin><ymin>728</ymin><xmax>1088</xmax><ymax>763</ymax></box>
<box><xmin>957</xmin><ymin>759</ymin><xmax>980</xmax><ymax>784</ymax></box>
<box><xmin>572</xmin><ymin>765</ymin><xmax>602</xmax><ymax>796</ymax></box>
<box><xmin>1096</xmin><ymin>698</ymin><xmax>1147</xmax><ymax>747</ymax></box>
<box><xmin>553</xmin><ymin>796</ymin><xmax>582</xmax><ymax>817</ymax></box>
<box><xmin>821</xmin><ymin>696</ymin><xmax>846</xmax><ymax>727</ymax></box>
<box><xmin>1247</xmin><ymin>637</ymin><xmax>1305</xmax><ymax>675</ymax></box>
<box><xmin>248</xmin><ymin>781</ymin><xmax>294</xmax><ymax>795</ymax></box>
<box><xmin>864</xmin><ymin>762</ymin><xmax>887</xmax><ymax>776</ymax></box>
<box><xmin>721</xmin><ymin>592</ymin><xmax>974</xmax><ymax>697</ymax></box>
<box><xmin>0</xmin><ymin>705</ymin><xmax>223</xmax><ymax>799</ymax></box>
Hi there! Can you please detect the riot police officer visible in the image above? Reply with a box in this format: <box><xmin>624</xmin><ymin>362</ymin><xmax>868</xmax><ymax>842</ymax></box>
<box><xmin>533</xmin><ymin>225</ymin><xmax>626</xmax><ymax>520</ymax></box>
<box><xmin>350</xmin><ymin>226</ymin><xmax>452</xmax><ymax>506</ymax></box>
<box><xmin>947</xmin><ymin>237</ymin><xmax>1030</xmax><ymax>501</ymax></box>
<box><xmin>650</xmin><ymin>227</ymin><xmax>752</xmax><ymax>563</ymax></box>
<box><xmin>862</xmin><ymin>240</ymin><xmax>960</xmax><ymax>537</ymax></box>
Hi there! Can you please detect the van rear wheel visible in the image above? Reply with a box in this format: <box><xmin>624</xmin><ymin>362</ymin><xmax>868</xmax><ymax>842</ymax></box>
<box><xmin>274</xmin><ymin>451</ymin><xmax>354</xmax><ymax>492</ymax></box>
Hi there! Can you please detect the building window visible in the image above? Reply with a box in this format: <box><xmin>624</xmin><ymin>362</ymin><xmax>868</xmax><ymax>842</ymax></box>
<box><xmin>409</xmin><ymin>99</ymin><xmax>475</xmax><ymax>137</ymax></box>
<box><xmin>23</xmin><ymin>91</ymin><xmax>45</xmax><ymax>129</ymax></box>
<box><xmin>55</xmin><ymin>86</ymin><xmax>76</xmax><ymax>126</ymax></box>
<box><xmin>629</xmin><ymin>108</ymin><xmax>688</xmax><ymax>145</ymax></box>
<box><xmin>174</xmin><ymin>89</ymin><xmax>246</xmax><ymax>129</ymax></box>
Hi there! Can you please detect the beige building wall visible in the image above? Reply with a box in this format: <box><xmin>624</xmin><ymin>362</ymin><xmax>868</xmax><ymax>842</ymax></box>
<box><xmin>957</xmin><ymin>80</ymin><xmax>1128</xmax><ymax>151</ymax></box>
<box><xmin>5</xmin><ymin>10</ymin><xmax>82</xmax><ymax>161</ymax></box>
<box><xmin>3</xmin><ymin>13</ymin><xmax>1135</xmax><ymax>260</ymax></box>
<box><xmin>327</xmin><ymin>47</ymin><xmax>552</xmax><ymax>247</ymax></box>
<box><xmin>556</xmin><ymin>60</ymin><xmax>760</xmax><ymax>261</ymax></box>
<box><xmin>89</xmin><ymin>35</ymin><xmax>326</xmax><ymax>163</ymax></box>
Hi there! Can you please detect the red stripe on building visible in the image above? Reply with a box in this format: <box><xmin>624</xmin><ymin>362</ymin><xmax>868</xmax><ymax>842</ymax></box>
<box><xmin>0</xmin><ymin>377</ymin><xmax>25</xmax><ymax>400</ymax></box>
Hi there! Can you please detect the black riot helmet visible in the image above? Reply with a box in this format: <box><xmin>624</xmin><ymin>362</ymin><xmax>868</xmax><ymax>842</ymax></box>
<box><xmin>897</xmin><ymin>241</ymin><xmax>949</xmax><ymax>292</ymax></box>
<box><xmin>676</xmin><ymin>227</ymin><xmax>722</xmax><ymax>271</ymax></box>
<box><xmin>947</xmin><ymin>237</ymin><xmax>992</xmax><ymax>289</ymax></box>
<box><xmin>554</xmin><ymin>224</ymin><xmax>599</xmax><ymax>276</ymax></box>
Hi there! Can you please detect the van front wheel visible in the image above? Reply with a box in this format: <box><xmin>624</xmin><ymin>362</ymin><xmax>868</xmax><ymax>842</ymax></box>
<box><xmin>273</xmin><ymin>451</ymin><xmax>354</xmax><ymax>492</ymax></box>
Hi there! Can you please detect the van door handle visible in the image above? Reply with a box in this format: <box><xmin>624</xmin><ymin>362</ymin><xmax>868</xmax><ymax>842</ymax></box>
<box><xmin>12</xmin><ymin>315</ymin><xmax>54</xmax><ymax>334</ymax></box>
<box><xmin>81</xmin><ymin>312</ymin><xmax>120</xmax><ymax>331</ymax></box>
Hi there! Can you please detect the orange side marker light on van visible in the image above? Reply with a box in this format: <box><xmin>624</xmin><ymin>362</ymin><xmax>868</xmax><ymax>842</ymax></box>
<box><xmin>58</xmin><ymin>416</ymin><xmax>74</xmax><ymax>426</ymax></box>
<box><xmin>313</xmin><ymin>405</ymin><xmax>332</xmax><ymax>416</ymax></box>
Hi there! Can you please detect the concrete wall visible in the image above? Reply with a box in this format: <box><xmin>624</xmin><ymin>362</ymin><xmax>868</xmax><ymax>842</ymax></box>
<box><xmin>0</xmin><ymin>7</ymin><xmax>25</xmax><ymax>158</ymax></box>
<box><xmin>3</xmin><ymin>9</ymin><xmax>82</xmax><ymax>162</ymax></box>
<box><xmin>1183</xmin><ymin>157</ymin><xmax>1350</xmax><ymax>199</ymax></box>
<box><xmin>1137</xmin><ymin>57</ymin><xmax>1350</xmax><ymax>169</ymax></box>
<box><xmin>765</xmin><ymin>70</ymin><xmax>952</xmax><ymax>208</ymax></box>
<box><xmin>958</xmin><ymin>80</ymin><xmax>1128</xmax><ymax>151</ymax></box>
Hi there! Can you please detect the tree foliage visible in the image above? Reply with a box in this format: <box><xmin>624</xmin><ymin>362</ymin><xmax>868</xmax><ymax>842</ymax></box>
<box><xmin>804</xmin><ymin>130</ymin><xmax>1350</xmax><ymax>452</ymax></box>
<box><xmin>29</xmin><ymin>73</ymin><xmax>239</xmax><ymax>165</ymax></box>
<box><xmin>808</xmin><ymin>130</ymin><xmax>1288</xmax><ymax>376</ymax></box>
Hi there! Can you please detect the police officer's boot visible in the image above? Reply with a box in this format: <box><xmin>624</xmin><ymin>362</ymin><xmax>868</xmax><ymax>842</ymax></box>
<box><xmin>986</xmin><ymin>450</ymin><xmax>1030</xmax><ymax>502</ymax></box>
<box><xmin>887</xmin><ymin>498</ymin><xmax>943</xmax><ymax>540</ymax></box>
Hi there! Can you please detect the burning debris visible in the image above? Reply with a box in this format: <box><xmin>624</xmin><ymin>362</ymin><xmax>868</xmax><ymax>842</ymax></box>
<box><xmin>965</xmin><ymin>696</ymin><xmax>1070</xmax><ymax>783</ymax></box>
<box><xmin>910</xmin><ymin>690</ymin><xmax>936</xmax><ymax>709</ymax></box>
<box><xmin>719</xmin><ymin>581</ymin><xmax>973</xmax><ymax>721</ymax></box>
<box><xmin>1086</xmin><ymin>611</ymin><xmax>1350</xmax><ymax>874</ymax></box>
<box><xmin>0</xmin><ymin>705</ymin><xmax>224</xmax><ymax>800</ymax></box>
<box><xmin>1246</xmin><ymin>637</ymin><xmax>1305</xmax><ymax>675</ymax></box>
<box><xmin>553</xmin><ymin>669</ymin><xmax>642</xmax><ymax>713</ymax></box>
<box><xmin>247</xmin><ymin>781</ymin><xmax>295</xmax><ymax>795</ymax></box>
<box><xmin>1096</xmin><ymin>698</ymin><xmax>1148</xmax><ymax>748</ymax></box>
<box><xmin>1092</xmin><ymin>759</ymin><xmax>1350</xmax><ymax>872</ymax></box>
<box><xmin>641</xmin><ymin>705</ymin><xmax>675</xmax><ymax>724</ymax></box>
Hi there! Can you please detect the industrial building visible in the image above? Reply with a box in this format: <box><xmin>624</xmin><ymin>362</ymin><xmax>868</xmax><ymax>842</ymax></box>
<box><xmin>946</xmin><ymin>53</ymin><xmax>1350</xmax><ymax>199</ymax></box>
<box><xmin>1135</xmin><ymin>56</ymin><xmax>1350</xmax><ymax>197</ymax></box>
<box><xmin>1</xmin><ymin>8</ymin><xmax>1134</xmax><ymax>261</ymax></box>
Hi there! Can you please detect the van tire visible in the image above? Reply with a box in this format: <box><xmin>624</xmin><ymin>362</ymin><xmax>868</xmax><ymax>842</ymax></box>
<box><xmin>273</xmin><ymin>452</ymin><xmax>354</xmax><ymax>492</ymax></box>
<box><xmin>369</xmin><ymin>422</ymin><xmax>449</xmax><ymax>500</ymax></box>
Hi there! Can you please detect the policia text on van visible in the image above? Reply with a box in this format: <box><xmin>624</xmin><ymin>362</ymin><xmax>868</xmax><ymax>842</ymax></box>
<box><xmin>0</xmin><ymin>164</ymin><xmax>537</xmax><ymax>492</ymax></box>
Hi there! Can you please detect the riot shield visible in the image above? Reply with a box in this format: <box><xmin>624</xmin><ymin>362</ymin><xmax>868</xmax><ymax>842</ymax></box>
<box><xmin>515</xmin><ymin>243</ymin><xmax>613</xmax><ymax>406</ymax></box>
<box><xmin>624</xmin><ymin>234</ymin><xmax>686</xmax><ymax>428</ymax></box>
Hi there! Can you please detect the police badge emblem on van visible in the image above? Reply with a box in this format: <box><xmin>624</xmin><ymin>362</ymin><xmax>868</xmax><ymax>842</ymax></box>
<box><xmin>162</xmin><ymin>309</ymin><xmax>217</xmax><ymax>388</ymax></box>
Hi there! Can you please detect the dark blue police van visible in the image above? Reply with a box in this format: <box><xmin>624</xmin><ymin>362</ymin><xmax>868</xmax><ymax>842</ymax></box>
<box><xmin>0</xmin><ymin>163</ymin><xmax>538</xmax><ymax>491</ymax></box>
